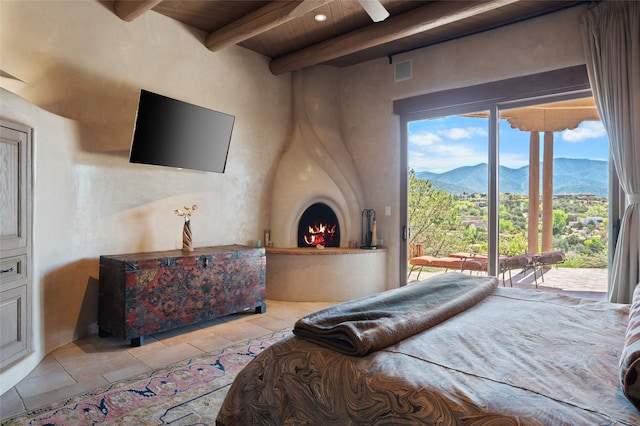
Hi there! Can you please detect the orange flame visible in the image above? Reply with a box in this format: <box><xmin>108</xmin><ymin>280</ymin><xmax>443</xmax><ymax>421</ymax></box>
<box><xmin>303</xmin><ymin>223</ymin><xmax>336</xmax><ymax>246</ymax></box>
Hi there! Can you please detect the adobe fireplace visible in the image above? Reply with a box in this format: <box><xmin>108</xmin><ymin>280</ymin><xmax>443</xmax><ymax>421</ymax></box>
<box><xmin>266</xmin><ymin>66</ymin><xmax>386</xmax><ymax>302</ymax></box>
<box><xmin>269</xmin><ymin>66</ymin><xmax>363</xmax><ymax>247</ymax></box>
<box><xmin>298</xmin><ymin>203</ymin><xmax>340</xmax><ymax>247</ymax></box>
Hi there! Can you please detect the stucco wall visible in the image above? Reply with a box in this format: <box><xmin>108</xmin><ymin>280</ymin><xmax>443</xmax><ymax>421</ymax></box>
<box><xmin>0</xmin><ymin>0</ymin><xmax>291</xmax><ymax>393</ymax></box>
<box><xmin>340</xmin><ymin>5</ymin><xmax>589</xmax><ymax>288</ymax></box>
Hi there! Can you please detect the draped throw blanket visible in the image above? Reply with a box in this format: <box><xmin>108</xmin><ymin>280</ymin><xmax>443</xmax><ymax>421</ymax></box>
<box><xmin>293</xmin><ymin>272</ymin><xmax>498</xmax><ymax>356</ymax></box>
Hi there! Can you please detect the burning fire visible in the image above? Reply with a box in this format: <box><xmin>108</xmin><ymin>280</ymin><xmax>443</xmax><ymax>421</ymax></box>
<box><xmin>303</xmin><ymin>223</ymin><xmax>336</xmax><ymax>246</ymax></box>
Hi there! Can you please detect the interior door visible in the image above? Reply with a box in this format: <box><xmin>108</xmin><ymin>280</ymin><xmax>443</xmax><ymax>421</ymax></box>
<box><xmin>1</xmin><ymin>120</ymin><xmax>32</xmax><ymax>367</ymax></box>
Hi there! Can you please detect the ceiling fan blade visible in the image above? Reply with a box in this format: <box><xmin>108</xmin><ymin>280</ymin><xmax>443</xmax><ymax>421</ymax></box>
<box><xmin>357</xmin><ymin>0</ymin><xmax>389</xmax><ymax>22</ymax></box>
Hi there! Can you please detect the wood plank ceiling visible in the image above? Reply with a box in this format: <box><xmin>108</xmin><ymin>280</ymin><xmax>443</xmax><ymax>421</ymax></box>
<box><xmin>112</xmin><ymin>0</ymin><xmax>587</xmax><ymax>75</ymax></box>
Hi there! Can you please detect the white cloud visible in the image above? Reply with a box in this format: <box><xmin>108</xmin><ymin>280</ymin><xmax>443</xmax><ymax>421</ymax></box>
<box><xmin>409</xmin><ymin>131</ymin><xmax>441</xmax><ymax>146</ymax></box>
<box><xmin>408</xmin><ymin>124</ymin><xmax>490</xmax><ymax>172</ymax></box>
<box><xmin>409</xmin><ymin>141</ymin><xmax>486</xmax><ymax>173</ymax></box>
<box><xmin>439</xmin><ymin>126</ymin><xmax>487</xmax><ymax>140</ymax></box>
<box><xmin>561</xmin><ymin>121</ymin><xmax>606</xmax><ymax>142</ymax></box>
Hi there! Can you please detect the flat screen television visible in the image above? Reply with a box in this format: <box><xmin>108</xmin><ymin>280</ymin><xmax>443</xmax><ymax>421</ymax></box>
<box><xmin>129</xmin><ymin>89</ymin><xmax>235</xmax><ymax>173</ymax></box>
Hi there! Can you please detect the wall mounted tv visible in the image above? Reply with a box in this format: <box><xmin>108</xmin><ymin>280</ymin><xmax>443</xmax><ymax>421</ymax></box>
<box><xmin>129</xmin><ymin>89</ymin><xmax>235</xmax><ymax>173</ymax></box>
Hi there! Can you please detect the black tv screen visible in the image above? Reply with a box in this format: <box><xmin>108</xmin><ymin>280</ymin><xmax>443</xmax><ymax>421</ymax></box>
<box><xmin>129</xmin><ymin>90</ymin><xmax>234</xmax><ymax>173</ymax></box>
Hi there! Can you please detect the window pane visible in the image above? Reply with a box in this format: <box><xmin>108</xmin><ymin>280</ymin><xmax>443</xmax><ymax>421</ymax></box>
<box><xmin>407</xmin><ymin>113</ymin><xmax>489</xmax><ymax>281</ymax></box>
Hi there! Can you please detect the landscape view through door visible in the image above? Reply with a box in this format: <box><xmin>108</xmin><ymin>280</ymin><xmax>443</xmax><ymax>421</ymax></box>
<box><xmin>406</xmin><ymin>96</ymin><xmax>610</xmax><ymax>293</ymax></box>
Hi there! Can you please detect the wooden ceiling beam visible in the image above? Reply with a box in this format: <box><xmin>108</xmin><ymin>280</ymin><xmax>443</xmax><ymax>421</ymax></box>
<box><xmin>205</xmin><ymin>0</ymin><xmax>334</xmax><ymax>52</ymax></box>
<box><xmin>113</xmin><ymin>0</ymin><xmax>163</xmax><ymax>22</ymax></box>
<box><xmin>269</xmin><ymin>0</ymin><xmax>520</xmax><ymax>75</ymax></box>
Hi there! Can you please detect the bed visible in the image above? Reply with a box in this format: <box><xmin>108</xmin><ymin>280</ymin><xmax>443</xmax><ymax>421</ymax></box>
<box><xmin>216</xmin><ymin>272</ymin><xmax>640</xmax><ymax>425</ymax></box>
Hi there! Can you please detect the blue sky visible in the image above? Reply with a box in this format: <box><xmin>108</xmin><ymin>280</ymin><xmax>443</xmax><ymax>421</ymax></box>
<box><xmin>408</xmin><ymin>116</ymin><xmax>609</xmax><ymax>173</ymax></box>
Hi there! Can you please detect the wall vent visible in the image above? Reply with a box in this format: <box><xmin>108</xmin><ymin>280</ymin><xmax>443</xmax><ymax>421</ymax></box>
<box><xmin>394</xmin><ymin>60</ymin><xmax>412</xmax><ymax>82</ymax></box>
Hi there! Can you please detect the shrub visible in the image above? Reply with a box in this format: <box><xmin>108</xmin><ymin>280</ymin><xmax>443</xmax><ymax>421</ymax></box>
<box><xmin>581</xmin><ymin>251</ymin><xmax>608</xmax><ymax>268</ymax></box>
<box><xmin>561</xmin><ymin>252</ymin><xmax>584</xmax><ymax>268</ymax></box>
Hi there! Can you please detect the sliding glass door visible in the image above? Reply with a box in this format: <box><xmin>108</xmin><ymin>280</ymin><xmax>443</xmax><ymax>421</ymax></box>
<box><xmin>403</xmin><ymin>95</ymin><xmax>609</xmax><ymax>294</ymax></box>
<box><xmin>406</xmin><ymin>112</ymin><xmax>490</xmax><ymax>281</ymax></box>
<box><xmin>395</xmin><ymin>66</ymin><xmax>597</xmax><ymax>287</ymax></box>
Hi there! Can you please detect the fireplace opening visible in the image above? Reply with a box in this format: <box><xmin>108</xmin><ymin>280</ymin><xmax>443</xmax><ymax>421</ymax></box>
<box><xmin>297</xmin><ymin>203</ymin><xmax>340</xmax><ymax>248</ymax></box>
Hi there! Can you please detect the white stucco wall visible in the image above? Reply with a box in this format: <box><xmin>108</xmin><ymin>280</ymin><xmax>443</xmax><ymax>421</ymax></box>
<box><xmin>340</xmin><ymin>5</ymin><xmax>589</xmax><ymax>288</ymax></box>
<box><xmin>0</xmin><ymin>0</ymin><xmax>291</xmax><ymax>393</ymax></box>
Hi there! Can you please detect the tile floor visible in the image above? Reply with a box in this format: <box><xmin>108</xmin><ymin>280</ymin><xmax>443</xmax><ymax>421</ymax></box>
<box><xmin>0</xmin><ymin>299</ymin><xmax>335</xmax><ymax>421</ymax></box>
<box><xmin>409</xmin><ymin>266</ymin><xmax>609</xmax><ymax>300</ymax></box>
<box><xmin>0</xmin><ymin>267</ymin><xmax>609</xmax><ymax>421</ymax></box>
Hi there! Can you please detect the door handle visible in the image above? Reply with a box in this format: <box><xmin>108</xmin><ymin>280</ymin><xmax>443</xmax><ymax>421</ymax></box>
<box><xmin>403</xmin><ymin>226</ymin><xmax>410</xmax><ymax>241</ymax></box>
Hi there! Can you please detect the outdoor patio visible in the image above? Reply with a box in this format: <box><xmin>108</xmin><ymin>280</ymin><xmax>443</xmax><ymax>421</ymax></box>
<box><xmin>408</xmin><ymin>267</ymin><xmax>608</xmax><ymax>301</ymax></box>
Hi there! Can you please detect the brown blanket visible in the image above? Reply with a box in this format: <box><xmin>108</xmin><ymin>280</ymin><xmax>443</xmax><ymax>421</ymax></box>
<box><xmin>219</xmin><ymin>287</ymin><xmax>635</xmax><ymax>425</ymax></box>
<box><xmin>293</xmin><ymin>272</ymin><xmax>498</xmax><ymax>356</ymax></box>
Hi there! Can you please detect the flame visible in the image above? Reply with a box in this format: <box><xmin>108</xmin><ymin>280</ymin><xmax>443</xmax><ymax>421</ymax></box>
<box><xmin>303</xmin><ymin>223</ymin><xmax>336</xmax><ymax>246</ymax></box>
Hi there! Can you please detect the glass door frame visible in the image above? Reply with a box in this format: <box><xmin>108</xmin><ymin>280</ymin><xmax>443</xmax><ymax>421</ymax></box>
<box><xmin>395</xmin><ymin>66</ymin><xmax>595</xmax><ymax>286</ymax></box>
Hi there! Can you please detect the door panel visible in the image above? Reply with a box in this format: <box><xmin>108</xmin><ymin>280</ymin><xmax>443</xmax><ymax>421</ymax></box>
<box><xmin>1</xmin><ymin>121</ymin><xmax>32</xmax><ymax>368</ymax></box>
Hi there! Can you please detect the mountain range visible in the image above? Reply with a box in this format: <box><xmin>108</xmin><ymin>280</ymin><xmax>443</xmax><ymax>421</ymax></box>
<box><xmin>415</xmin><ymin>158</ymin><xmax>608</xmax><ymax>197</ymax></box>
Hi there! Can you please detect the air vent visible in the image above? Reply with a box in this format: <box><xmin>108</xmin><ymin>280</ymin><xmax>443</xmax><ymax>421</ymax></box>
<box><xmin>394</xmin><ymin>60</ymin><xmax>412</xmax><ymax>82</ymax></box>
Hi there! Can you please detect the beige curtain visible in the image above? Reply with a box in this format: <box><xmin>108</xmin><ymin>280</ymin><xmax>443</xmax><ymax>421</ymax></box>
<box><xmin>581</xmin><ymin>1</ymin><xmax>640</xmax><ymax>303</ymax></box>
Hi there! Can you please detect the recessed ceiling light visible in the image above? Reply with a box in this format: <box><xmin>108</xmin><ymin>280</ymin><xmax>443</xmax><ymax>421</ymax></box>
<box><xmin>314</xmin><ymin>14</ymin><xmax>327</xmax><ymax>22</ymax></box>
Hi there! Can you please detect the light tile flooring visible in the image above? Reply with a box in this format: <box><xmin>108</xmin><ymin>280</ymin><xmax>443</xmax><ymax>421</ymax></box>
<box><xmin>0</xmin><ymin>267</ymin><xmax>608</xmax><ymax>421</ymax></box>
<box><xmin>409</xmin><ymin>266</ymin><xmax>609</xmax><ymax>300</ymax></box>
<box><xmin>0</xmin><ymin>300</ymin><xmax>335</xmax><ymax>421</ymax></box>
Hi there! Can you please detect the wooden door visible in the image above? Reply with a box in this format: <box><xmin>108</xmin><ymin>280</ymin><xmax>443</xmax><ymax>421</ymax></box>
<box><xmin>1</xmin><ymin>120</ymin><xmax>32</xmax><ymax>368</ymax></box>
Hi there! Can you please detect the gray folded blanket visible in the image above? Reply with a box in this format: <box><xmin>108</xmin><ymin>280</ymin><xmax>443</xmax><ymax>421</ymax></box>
<box><xmin>293</xmin><ymin>272</ymin><xmax>498</xmax><ymax>356</ymax></box>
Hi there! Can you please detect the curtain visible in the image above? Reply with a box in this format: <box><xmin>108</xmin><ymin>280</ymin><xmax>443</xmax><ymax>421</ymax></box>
<box><xmin>580</xmin><ymin>1</ymin><xmax>640</xmax><ymax>304</ymax></box>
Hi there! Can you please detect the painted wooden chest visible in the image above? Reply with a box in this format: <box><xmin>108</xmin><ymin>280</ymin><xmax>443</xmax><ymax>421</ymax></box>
<box><xmin>98</xmin><ymin>245</ymin><xmax>266</xmax><ymax>346</ymax></box>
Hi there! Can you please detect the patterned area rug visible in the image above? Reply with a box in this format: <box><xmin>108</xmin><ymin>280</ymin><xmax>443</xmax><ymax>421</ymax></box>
<box><xmin>2</xmin><ymin>330</ymin><xmax>291</xmax><ymax>425</ymax></box>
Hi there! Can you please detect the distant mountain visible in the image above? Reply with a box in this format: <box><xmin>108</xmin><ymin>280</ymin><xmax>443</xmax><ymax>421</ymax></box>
<box><xmin>415</xmin><ymin>158</ymin><xmax>608</xmax><ymax>197</ymax></box>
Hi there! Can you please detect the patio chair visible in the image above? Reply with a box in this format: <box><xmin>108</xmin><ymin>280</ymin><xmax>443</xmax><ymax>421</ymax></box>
<box><xmin>460</xmin><ymin>257</ymin><xmax>488</xmax><ymax>274</ymax></box>
<box><xmin>532</xmin><ymin>251</ymin><xmax>566</xmax><ymax>285</ymax></box>
<box><xmin>499</xmin><ymin>254</ymin><xmax>535</xmax><ymax>287</ymax></box>
<box><xmin>448</xmin><ymin>252</ymin><xmax>488</xmax><ymax>274</ymax></box>
<box><xmin>409</xmin><ymin>255</ymin><xmax>468</xmax><ymax>280</ymax></box>
<box><xmin>409</xmin><ymin>255</ymin><xmax>435</xmax><ymax>280</ymax></box>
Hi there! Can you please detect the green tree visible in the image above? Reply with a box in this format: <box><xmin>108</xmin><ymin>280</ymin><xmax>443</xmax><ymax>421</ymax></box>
<box><xmin>408</xmin><ymin>169</ymin><xmax>465</xmax><ymax>256</ymax></box>
<box><xmin>500</xmin><ymin>234</ymin><xmax>527</xmax><ymax>255</ymax></box>
<box><xmin>552</xmin><ymin>209</ymin><xmax>568</xmax><ymax>235</ymax></box>
<box><xmin>584</xmin><ymin>237</ymin><xmax>605</xmax><ymax>255</ymax></box>
<box><xmin>409</xmin><ymin>175</ymin><xmax>607</xmax><ymax>268</ymax></box>
<box><xmin>499</xmin><ymin>218</ymin><xmax>515</xmax><ymax>233</ymax></box>
<box><xmin>564</xmin><ymin>233</ymin><xmax>582</xmax><ymax>246</ymax></box>
<box><xmin>586</xmin><ymin>202</ymin><xmax>607</xmax><ymax>218</ymax></box>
